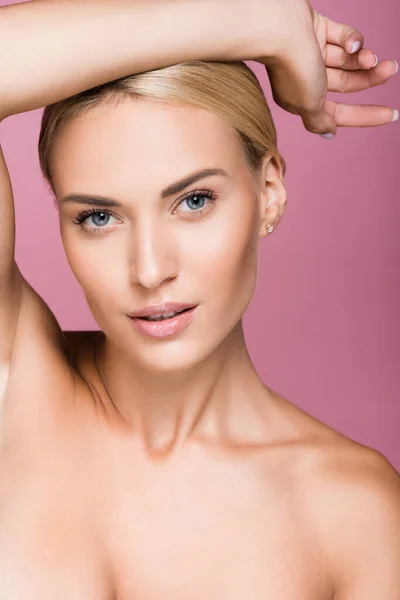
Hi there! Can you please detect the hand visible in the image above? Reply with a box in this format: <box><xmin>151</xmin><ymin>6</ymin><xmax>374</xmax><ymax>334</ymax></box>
<box><xmin>257</xmin><ymin>1</ymin><xmax>398</xmax><ymax>136</ymax></box>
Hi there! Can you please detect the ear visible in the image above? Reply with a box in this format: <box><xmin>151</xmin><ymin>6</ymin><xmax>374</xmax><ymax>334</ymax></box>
<box><xmin>257</xmin><ymin>152</ymin><xmax>287</xmax><ymax>238</ymax></box>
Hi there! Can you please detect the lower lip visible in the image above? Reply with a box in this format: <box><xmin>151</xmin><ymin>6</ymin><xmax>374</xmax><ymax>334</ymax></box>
<box><xmin>129</xmin><ymin>306</ymin><xmax>198</xmax><ymax>339</ymax></box>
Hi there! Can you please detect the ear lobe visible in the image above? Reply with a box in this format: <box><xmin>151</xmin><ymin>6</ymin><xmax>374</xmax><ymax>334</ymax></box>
<box><xmin>258</xmin><ymin>154</ymin><xmax>287</xmax><ymax>236</ymax></box>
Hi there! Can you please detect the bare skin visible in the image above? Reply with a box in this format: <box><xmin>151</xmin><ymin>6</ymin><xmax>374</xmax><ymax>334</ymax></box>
<box><xmin>0</xmin><ymin>1</ymin><xmax>399</xmax><ymax>599</ymax></box>
<box><xmin>0</xmin><ymin>326</ymin><xmax>398</xmax><ymax>599</ymax></box>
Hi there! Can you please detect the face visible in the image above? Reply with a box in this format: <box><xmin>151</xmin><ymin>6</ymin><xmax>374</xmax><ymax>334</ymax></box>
<box><xmin>51</xmin><ymin>99</ymin><xmax>285</xmax><ymax>372</ymax></box>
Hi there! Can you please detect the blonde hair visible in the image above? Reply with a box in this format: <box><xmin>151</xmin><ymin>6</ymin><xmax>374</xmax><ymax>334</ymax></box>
<box><xmin>38</xmin><ymin>60</ymin><xmax>286</xmax><ymax>195</ymax></box>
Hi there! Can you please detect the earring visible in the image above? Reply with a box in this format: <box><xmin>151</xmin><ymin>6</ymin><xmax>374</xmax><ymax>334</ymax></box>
<box><xmin>267</xmin><ymin>224</ymin><xmax>274</xmax><ymax>234</ymax></box>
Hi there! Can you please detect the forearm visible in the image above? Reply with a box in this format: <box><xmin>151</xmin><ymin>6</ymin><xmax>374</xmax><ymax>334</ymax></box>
<box><xmin>0</xmin><ymin>0</ymin><xmax>253</xmax><ymax>119</ymax></box>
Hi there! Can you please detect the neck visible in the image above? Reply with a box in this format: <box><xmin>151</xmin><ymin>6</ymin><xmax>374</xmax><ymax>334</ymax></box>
<box><xmin>94</xmin><ymin>322</ymin><xmax>274</xmax><ymax>458</ymax></box>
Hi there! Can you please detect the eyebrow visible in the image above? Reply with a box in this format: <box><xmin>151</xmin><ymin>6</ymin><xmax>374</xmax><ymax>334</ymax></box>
<box><xmin>59</xmin><ymin>167</ymin><xmax>228</xmax><ymax>207</ymax></box>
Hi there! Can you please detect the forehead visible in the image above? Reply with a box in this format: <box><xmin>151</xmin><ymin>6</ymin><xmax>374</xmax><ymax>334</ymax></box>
<box><xmin>50</xmin><ymin>100</ymin><xmax>246</xmax><ymax>197</ymax></box>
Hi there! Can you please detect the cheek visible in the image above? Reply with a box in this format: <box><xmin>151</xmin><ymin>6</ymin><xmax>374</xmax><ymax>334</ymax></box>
<box><xmin>190</xmin><ymin>198</ymin><xmax>259</xmax><ymax>310</ymax></box>
<box><xmin>61</xmin><ymin>233</ymin><xmax>122</xmax><ymax>306</ymax></box>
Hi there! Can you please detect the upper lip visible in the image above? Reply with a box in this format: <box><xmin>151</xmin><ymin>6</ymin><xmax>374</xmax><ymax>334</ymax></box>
<box><xmin>128</xmin><ymin>302</ymin><xmax>197</xmax><ymax>318</ymax></box>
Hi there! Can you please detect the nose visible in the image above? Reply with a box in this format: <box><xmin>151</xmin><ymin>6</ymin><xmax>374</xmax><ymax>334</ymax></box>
<box><xmin>129</xmin><ymin>221</ymin><xmax>178</xmax><ymax>289</ymax></box>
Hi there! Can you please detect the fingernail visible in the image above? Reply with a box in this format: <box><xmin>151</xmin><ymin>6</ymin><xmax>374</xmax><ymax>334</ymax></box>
<box><xmin>372</xmin><ymin>54</ymin><xmax>379</xmax><ymax>67</ymax></box>
<box><xmin>392</xmin><ymin>61</ymin><xmax>399</xmax><ymax>74</ymax></box>
<box><xmin>319</xmin><ymin>133</ymin><xmax>336</xmax><ymax>139</ymax></box>
<box><xmin>351</xmin><ymin>40</ymin><xmax>361</xmax><ymax>54</ymax></box>
<box><xmin>392</xmin><ymin>109</ymin><xmax>399</xmax><ymax>122</ymax></box>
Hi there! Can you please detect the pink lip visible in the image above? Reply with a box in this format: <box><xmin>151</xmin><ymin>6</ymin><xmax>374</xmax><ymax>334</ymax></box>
<box><xmin>128</xmin><ymin>302</ymin><xmax>197</xmax><ymax>318</ymax></box>
<box><xmin>129</xmin><ymin>306</ymin><xmax>198</xmax><ymax>339</ymax></box>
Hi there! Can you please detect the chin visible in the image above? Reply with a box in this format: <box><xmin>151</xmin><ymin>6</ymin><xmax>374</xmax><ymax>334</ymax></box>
<box><xmin>130</xmin><ymin>341</ymin><xmax>213</xmax><ymax>374</ymax></box>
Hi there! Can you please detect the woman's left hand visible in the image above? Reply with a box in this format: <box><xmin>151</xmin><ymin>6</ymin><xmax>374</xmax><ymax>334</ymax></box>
<box><xmin>312</xmin><ymin>10</ymin><xmax>398</xmax><ymax>129</ymax></box>
<box><xmin>260</xmin><ymin>1</ymin><xmax>398</xmax><ymax>136</ymax></box>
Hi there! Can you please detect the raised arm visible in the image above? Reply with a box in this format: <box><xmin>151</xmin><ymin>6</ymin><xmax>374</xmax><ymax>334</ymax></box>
<box><xmin>0</xmin><ymin>0</ymin><xmax>254</xmax><ymax>120</ymax></box>
<box><xmin>1</xmin><ymin>0</ymin><xmax>395</xmax><ymax>126</ymax></box>
<box><xmin>0</xmin><ymin>0</ymin><xmax>255</xmax><ymax>363</ymax></box>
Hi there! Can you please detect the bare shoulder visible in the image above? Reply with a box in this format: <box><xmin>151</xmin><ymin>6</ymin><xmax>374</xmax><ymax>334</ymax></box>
<box><xmin>266</xmin><ymin>391</ymin><xmax>399</xmax><ymax>597</ymax></box>
<box><xmin>300</xmin><ymin>435</ymin><xmax>400</xmax><ymax>599</ymax></box>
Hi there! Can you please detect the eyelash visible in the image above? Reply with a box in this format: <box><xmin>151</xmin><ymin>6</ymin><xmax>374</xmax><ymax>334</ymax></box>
<box><xmin>72</xmin><ymin>188</ymin><xmax>218</xmax><ymax>234</ymax></box>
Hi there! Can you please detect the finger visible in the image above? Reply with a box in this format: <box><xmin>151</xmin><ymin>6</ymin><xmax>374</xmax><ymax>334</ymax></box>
<box><xmin>326</xmin><ymin>60</ymin><xmax>398</xmax><ymax>93</ymax></box>
<box><xmin>301</xmin><ymin>107</ymin><xmax>337</xmax><ymax>136</ymax></box>
<box><xmin>322</xmin><ymin>15</ymin><xmax>364</xmax><ymax>54</ymax></box>
<box><xmin>324</xmin><ymin>99</ymin><xmax>398</xmax><ymax>127</ymax></box>
<box><xmin>325</xmin><ymin>44</ymin><xmax>378</xmax><ymax>71</ymax></box>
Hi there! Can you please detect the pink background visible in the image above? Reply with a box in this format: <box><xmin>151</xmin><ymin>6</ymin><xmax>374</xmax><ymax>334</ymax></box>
<box><xmin>1</xmin><ymin>0</ymin><xmax>399</xmax><ymax>469</ymax></box>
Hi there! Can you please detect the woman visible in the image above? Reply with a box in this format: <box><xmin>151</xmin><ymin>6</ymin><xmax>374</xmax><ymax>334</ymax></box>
<box><xmin>0</xmin><ymin>0</ymin><xmax>399</xmax><ymax>598</ymax></box>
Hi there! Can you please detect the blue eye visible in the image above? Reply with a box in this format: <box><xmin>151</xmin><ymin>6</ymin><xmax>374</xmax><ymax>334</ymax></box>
<box><xmin>177</xmin><ymin>188</ymin><xmax>218</xmax><ymax>215</ymax></box>
<box><xmin>186</xmin><ymin>194</ymin><xmax>206</xmax><ymax>210</ymax></box>
<box><xmin>87</xmin><ymin>212</ymin><xmax>112</xmax><ymax>226</ymax></box>
<box><xmin>73</xmin><ymin>208</ymin><xmax>117</xmax><ymax>233</ymax></box>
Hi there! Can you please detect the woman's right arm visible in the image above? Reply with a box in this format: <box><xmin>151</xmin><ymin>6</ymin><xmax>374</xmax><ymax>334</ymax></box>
<box><xmin>0</xmin><ymin>0</ymin><xmax>260</xmax><ymax>363</ymax></box>
<box><xmin>0</xmin><ymin>0</ymin><xmax>261</xmax><ymax>120</ymax></box>
<box><xmin>0</xmin><ymin>0</ymin><xmax>283</xmax><ymax>364</ymax></box>
<box><xmin>2</xmin><ymin>0</ymin><xmax>391</xmax><ymax>124</ymax></box>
